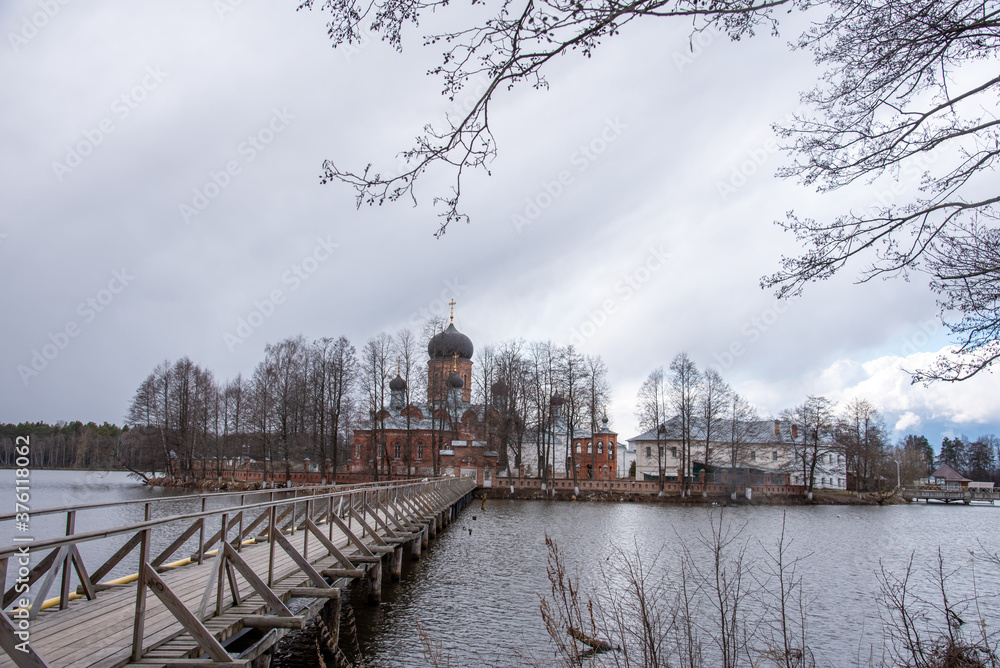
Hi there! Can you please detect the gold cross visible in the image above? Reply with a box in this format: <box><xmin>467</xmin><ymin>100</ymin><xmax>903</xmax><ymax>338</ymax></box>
<box><xmin>448</xmin><ymin>299</ymin><xmax>456</xmax><ymax>323</ymax></box>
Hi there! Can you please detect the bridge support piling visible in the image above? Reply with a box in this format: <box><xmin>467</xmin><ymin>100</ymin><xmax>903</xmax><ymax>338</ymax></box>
<box><xmin>390</xmin><ymin>546</ymin><xmax>403</xmax><ymax>581</ymax></box>
<box><xmin>428</xmin><ymin>516</ymin><xmax>437</xmax><ymax>540</ymax></box>
<box><xmin>411</xmin><ymin>531</ymin><xmax>422</xmax><ymax>560</ymax></box>
<box><xmin>367</xmin><ymin>560</ymin><xmax>383</xmax><ymax>604</ymax></box>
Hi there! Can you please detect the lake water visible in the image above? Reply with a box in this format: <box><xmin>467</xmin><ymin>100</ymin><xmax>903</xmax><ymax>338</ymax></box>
<box><xmin>2</xmin><ymin>471</ymin><xmax>997</xmax><ymax>667</ymax></box>
<box><xmin>344</xmin><ymin>498</ymin><xmax>1000</xmax><ymax>668</ymax></box>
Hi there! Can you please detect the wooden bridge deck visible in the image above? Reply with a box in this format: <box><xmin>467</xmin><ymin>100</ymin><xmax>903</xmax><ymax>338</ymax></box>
<box><xmin>0</xmin><ymin>478</ymin><xmax>476</xmax><ymax>668</ymax></box>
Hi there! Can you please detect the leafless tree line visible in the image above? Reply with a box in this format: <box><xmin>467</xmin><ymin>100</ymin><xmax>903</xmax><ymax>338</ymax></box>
<box><xmin>123</xmin><ymin>321</ymin><xmax>613</xmax><ymax>485</ymax></box>
<box><xmin>126</xmin><ymin>336</ymin><xmax>357</xmax><ymax>484</ymax></box>
<box><xmin>636</xmin><ymin>353</ymin><xmax>1000</xmax><ymax>499</ymax></box>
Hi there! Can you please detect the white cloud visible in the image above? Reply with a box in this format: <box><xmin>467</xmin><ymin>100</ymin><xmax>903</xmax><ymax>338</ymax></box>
<box><xmin>894</xmin><ymin>411</ymin><xmax>922</xmax><ymax>432</ymax></box>
<box><xmin>802</xmin><ymin>347</ymin><xmax>1000</xmax><ymax>433</ymax></box>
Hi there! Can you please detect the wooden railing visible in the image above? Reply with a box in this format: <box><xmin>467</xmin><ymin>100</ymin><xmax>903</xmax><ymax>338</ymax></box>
<box><xmin>0</xmin><ymin>476</ymin><xmax>476</xmax><ymax>667</ymax></box>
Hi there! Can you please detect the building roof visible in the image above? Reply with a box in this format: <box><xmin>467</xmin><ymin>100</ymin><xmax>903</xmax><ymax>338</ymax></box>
<box><xmin>427</xmin><ymin>323</ymin><xmax>474</xmax><ymax>361</ymax></box>
<box><xmin>930</xmin><ymin>464</ymin><xmax>971</xmax><ymax>482</ymax></box>
<box><xmin>628</xmin><ymin>417</ymin><xmax>803</xmax><ymax>445</ymax></box>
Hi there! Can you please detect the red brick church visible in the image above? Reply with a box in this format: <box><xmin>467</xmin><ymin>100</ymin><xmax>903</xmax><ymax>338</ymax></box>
<box><xmin>344</xmin><ymin>309</ymin><xmax>508</xmax><ymax>486</ymax></box>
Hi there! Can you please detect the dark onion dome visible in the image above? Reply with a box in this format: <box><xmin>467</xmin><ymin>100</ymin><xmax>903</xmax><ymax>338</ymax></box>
<box><xmin>549</xmin><ymin>391</ymin><xmax>565</xmax><ymax>406</ymax></box>
<box><xmin>447</xmin><ymin>372</ymin><xmax>465</xmax><ymax>389</ymax></box>
<box><xmin>491</xmin><ymin>379</ymin><xmax>509</xmax><ymax>396</ymax></box>
<box><xmin>427</xmin><ymin>323</ymin><xmax>474</xmax><ymax>361</ymax></box>
<box><xmin>389</xmin><ymin>374</ymin><xmax>407</xmax><ymax>392</ymax></box>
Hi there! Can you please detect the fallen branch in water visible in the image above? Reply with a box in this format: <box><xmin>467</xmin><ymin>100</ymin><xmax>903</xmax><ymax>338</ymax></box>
<box><xmin>568</xmin><ymin>626</ymin><xmax>613</xmax><ymax>652</ymax></box>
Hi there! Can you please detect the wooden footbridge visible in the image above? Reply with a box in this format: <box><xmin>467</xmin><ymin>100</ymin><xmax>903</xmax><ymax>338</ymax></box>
<box><xmin>0</xmin><ymin>477</ymin><xmax>476</xmax><ymax>668</ymax></box>
<box><xmin>902</xmin><ymin>486</ymin><xmax>1000</xmax><ymax>504</ymax></box>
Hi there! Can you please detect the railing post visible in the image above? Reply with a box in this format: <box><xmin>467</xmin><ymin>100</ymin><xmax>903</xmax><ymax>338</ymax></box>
<box><xmin>304</xmin><ymin>499</ymin><xmax>311</xmax><ymax>560</ymax></box>
<box><xmin>131</xmin><ymin>528</ymin><xmax>151</xmax><ymax>661</ymax></box>
<box><xmin>197</xmin><ymin>497</ymin><xmax>206</xmax><ymax>565</ymax></box>
<box><xmin>216</xmin><ymin>513</ymin><xmax>228</xmax><ymax>616</ymax></box>
<box><xmin>268</xmin><ymin>505</ymin><xmax>277</xmax><ymax>588</ymax></box>
<box><xmin>59</xmin><ymin>510</ymin><xmax>75</xmax><ymax>610</ymax></box>
<box><xmin>238</xmin><ymin>494</ymin><xmax>245</xmax><ymax>552</ymax></box>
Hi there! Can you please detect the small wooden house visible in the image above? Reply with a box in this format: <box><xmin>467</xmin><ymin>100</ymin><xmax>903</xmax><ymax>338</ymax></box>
<box><xmin>928</xmin><ymin>464</ymin><xmax>971</xmax><ymax>490</ymax></box>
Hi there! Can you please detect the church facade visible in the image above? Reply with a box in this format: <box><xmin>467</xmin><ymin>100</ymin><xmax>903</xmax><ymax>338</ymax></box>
<box><xmin>344</xmin><ymin>312</ymin><xmax>620</xmax><ymax>486</ymax></box>
<box><xmin>344</xmin><ymin>316</ymin><xmax>507</xmax><ymax>486</ymax></box>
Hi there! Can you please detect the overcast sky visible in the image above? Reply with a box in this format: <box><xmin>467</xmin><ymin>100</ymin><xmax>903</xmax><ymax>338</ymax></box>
<box><xmin>2</xmin><ymin>0</ymin><xmax>997</xmax><ymax>449</ymax></box>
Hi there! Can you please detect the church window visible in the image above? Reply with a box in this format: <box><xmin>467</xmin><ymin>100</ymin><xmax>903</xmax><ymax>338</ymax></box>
<box><xmin>576</xmin><ymin>444</ymin><xmax>582</xmax><ymax>454</ymax></box>
<box><xmin>597</xmin><ymin>442</ymin><xmax>603</xmax><ymax>454</ymax></box>
<box><xmin>393</xmin><ymin>443</ymin><xmax>401</xmax><ymax>459</ymax></box>
<box><xmin>587</xmin><ymin>443</ymin><xmax>592</xmax><ymax>454</ymax></box>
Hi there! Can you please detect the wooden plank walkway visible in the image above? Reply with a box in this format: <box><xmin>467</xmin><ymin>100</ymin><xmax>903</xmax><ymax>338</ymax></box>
<box><xmin>0</xmin><ymin>479</ymin><xmax>476</xmax><ymax>668</ymax></box>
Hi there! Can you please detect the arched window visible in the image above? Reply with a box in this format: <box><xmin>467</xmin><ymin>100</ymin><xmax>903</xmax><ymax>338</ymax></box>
<box><xmin>417</xmin><ymin>443</ymin><xmax>424</xmax><ymax>460</ymax></box>
<box><xmin>576</xmin><ymin>444</ymin><xmax>582</xmax><ymax>454</ymax></box>
<box><xmin>393</xmin><ymin>443</ymin><xmax>401</xmax><ymax>459</ymax></box>
<box><xmin>597</xmin><ymin>442</ymin><xmax>603</xmax><ymax>454</ymax></box>
<box><xmin>587</xmin><ymin>443</ymin><xmax>593</xmax><ymax>454</ymax></box>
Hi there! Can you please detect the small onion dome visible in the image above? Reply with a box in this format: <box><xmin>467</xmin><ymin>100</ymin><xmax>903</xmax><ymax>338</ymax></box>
<box><xmin>428</xmin><ymin>323</ymin><xmax>474</xmax><ymax>361</ymax></box>
<box><xmin>447</xmin><ymin>372</ymin><xmax>465</xmax><ymax>389</ymax></box>
<box><xmin>602</xmin><ymin>414</ymin><xmax>609</xmax><ymax>426</ymax></box>
<box><xmin>491</xmin><ymin>379</ymin><xmax>509</xmax><ymax>396</ymax></box>
<box><xmin>549</xmin><ymin>392</ymin><xmax>565</xmax><ymax>406</ymax></box>
<box><xmin>389</xmin><ymin>374</ymin><xmax>407</xmax><ymax>392</ymax></box>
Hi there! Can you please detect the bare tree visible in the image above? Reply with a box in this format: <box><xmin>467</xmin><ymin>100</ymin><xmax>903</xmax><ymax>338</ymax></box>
<box><xmin>325</xmin><ymin>336</ymin><xmax>357</xmax><ymax>481</ymax></box>
<box><xmin>669</xmin><ymin>352</ymin><xmax>701</xmax><ymax>497</ymax></box>
<box><xmin>250</xmin><ymin>355</ymin><xmax>277</xmax><ymax>486</ymax></box>
<box><xmin>698</xmin><ymin>368</ymin><xmax>731</xmax><ymax>496</ymax></box>
<box><xmin>585</xmin><ymin>354</ymin><xmax>612</xmax><ymax>478</ymax></box>
<box><xmin>766</xmin><ymin>0</ymin><xmax>1000</xmax><ymax>383</ymax></box>
<box><xmin>556</xmin><ymin>344</ymin><xmax>589</xmax><ymax>494</ymax></box>
<box><xmin>362</xmin><ymin>332</ymin><xmax>393</xmax><ymax>480</ymax></box>
<box><xmin>783</xmin><ymin>395</ymin><xmax>836</xmax><ymax>499</ymax></box>
<box><xmin>394</xmin><ymin>329</ymin><xmax>421</xmax><ymax>476</ymax></box>
<box><xmin>725</xmin><ymin>392</ymin><xmax>760</xmax><ymax>500</ymax></box>
<box><xmin>493</xmin><ymin>339</ymin><xmax>529</xmax><ymax>476</ymax></box>
<box><xmin>636</xmin><ymin>366</ymin><xmax>668</xmax><ymax>495</ymax></box>
<box><xmin>266</xmin><ymin>336</ymin><xmax>308</xmax><ymax>484</ymax></box>
<box><xmin>300</xmin><ymin>0</ymin><xmax>787</xmax><ymax>236</ymax></box>
<box><xmin>835</xmin><ymin>397</ymin><xmax>890</xmax><ymax>495</ymax></box>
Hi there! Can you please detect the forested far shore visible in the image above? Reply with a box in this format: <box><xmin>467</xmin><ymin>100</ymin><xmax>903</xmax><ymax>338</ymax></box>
<box><xmin>0</xmin><ymin>421</ymin><xmax>132</xmax><ymax>470</ymax></box>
